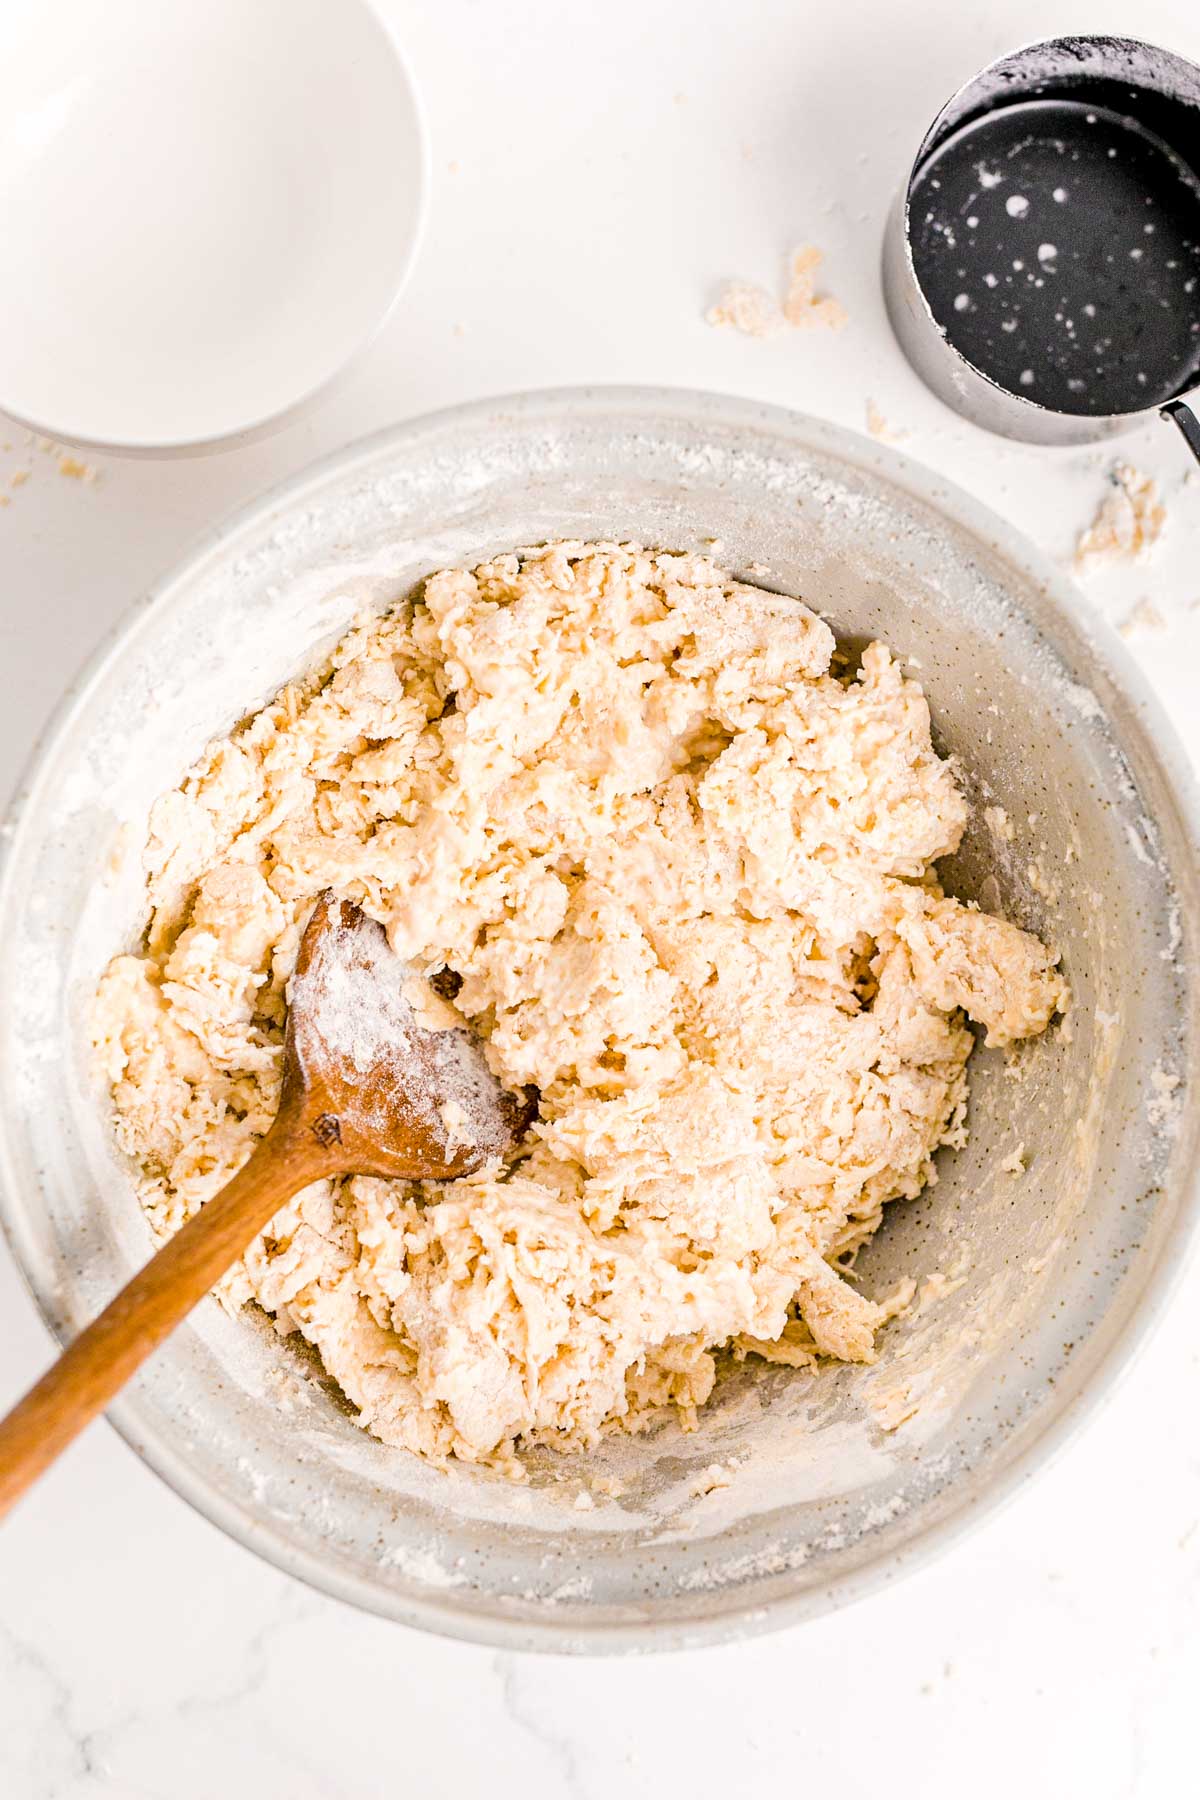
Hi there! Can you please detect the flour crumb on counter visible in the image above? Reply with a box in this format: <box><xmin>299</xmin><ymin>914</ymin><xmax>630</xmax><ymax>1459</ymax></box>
<box><xmin>999</xmin><ymin>1143</ymin><xmax>1027</xmax><ymax>1175</ymax></box>
<box><xmin>1075</xmin><ymin>464</ymin><xmax>1165</xmax><ymax>570</ymax></box>
<box><xmin>983</xmin><ymin>805</ymin><xmax>1015</xmax><ymax>843</ymax></box>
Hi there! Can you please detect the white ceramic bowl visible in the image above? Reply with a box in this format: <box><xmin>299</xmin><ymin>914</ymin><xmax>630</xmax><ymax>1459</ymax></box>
<box><xmin>1</xmin><ymin>390</ymin><xmax>1197</xmax><ymax>1650</ymax></box>
<box><xmin>0</xmin><ymin>0</ymin><xmax>428</xmax><ymax>452</ymax></box>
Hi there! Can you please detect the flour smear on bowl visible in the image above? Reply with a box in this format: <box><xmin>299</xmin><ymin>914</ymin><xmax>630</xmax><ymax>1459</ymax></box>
<box><xmin>92</xmin><ymin>542</ymin><xmax>1068</xmax><ymax>1474</ymax></box>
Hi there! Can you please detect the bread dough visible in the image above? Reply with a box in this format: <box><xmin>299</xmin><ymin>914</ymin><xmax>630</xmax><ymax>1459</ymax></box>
<box><xmin>93</xmin><ymin>543</ymin><xmax>1068</xmax><ymax>1471</ymax></box>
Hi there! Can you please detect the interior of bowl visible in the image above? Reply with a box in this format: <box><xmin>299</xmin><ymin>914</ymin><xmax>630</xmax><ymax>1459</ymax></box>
<box><xmin>0</xmin><ymin>390</ymin><xmax>1195</xmax><ymax>1650</ymax></box>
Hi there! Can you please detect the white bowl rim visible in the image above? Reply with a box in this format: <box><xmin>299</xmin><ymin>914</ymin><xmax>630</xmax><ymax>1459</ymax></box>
<box><xmin>0</xmin><ymin>0</ymin><xmax>431</xmax><ymax>456</ymax></box>
<box><xmin>1</xmin><ymin>384</ymin><xmax>1197</xmax><ymax>1651</ymax></box>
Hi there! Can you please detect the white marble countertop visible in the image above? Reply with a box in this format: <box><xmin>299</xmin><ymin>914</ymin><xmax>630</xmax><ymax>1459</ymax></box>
<box><xmin>2</xmin><ymin>1</ymin><xmax>1198</xmax><ymax>1793</ymax></box>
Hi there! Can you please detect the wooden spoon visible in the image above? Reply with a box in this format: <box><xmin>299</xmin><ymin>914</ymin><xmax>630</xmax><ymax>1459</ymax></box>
<box><xmin>0</xmin><ymin>894</ymin><xmax>531</xmax><ymax>1519</ymax></box>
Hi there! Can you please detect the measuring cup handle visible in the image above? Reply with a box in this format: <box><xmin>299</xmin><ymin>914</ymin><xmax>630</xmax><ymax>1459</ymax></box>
<box><xmin>1161</xmin><ymin>398</ymin><xmax>1200</xmax><ymax>468</ymax></box>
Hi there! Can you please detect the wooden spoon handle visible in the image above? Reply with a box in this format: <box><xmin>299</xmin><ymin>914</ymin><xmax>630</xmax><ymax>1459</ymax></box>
<box><xmin>0</xmin><ymin>1124</ymin><xmax>322</xmax><ymax>1520</ymax></box>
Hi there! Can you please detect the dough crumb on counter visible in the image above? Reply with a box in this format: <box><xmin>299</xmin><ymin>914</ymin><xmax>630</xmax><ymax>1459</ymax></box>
<box><xmin>1</xmin><ymin>435</ymin><xmax>103</xmax><ymax>510</ymax></box>
<box><xmin>706</xmin><ymin>245</ymin><xmax>845</xmax><ymax>338</ymax></box>
<box><xmin>1117</xmin><ymin>596</ymin><xmax>1167</xmax><ymax>637</ymax></box>
<box><xmin>1075</xmin><ymin>463</ymin><xmax>1165</xmax><ymax>570</ymax></box>
<box><xmin>705</xmin><ymin>279</ymin><xmax>786</xmax><ymax>338</ymax></box>
<box><xmin>93</xmin><ymin>541</ymin><xmax>1068</xmax><ymax>1474</ymax></box>
<box><xmin>866</xmin><ymin>399</ymin><xmax>908</xmax><ymax>443</ymax></box>
<box><xmin>58</xmin><ymin>452</ymin><xmax>100</xmax><ymax>482</ymax></box>
<box><xmin>782</xmin><ymin>245</ymin><xmax>847</xmax><ymax>330</ymax></box>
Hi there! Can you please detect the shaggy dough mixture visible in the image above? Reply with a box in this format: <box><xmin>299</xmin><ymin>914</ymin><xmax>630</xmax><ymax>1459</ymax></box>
<box><xmin>94</xmin><ymin>543</ymin><xmax>1068</xmax><ymax>1471</ymax></box>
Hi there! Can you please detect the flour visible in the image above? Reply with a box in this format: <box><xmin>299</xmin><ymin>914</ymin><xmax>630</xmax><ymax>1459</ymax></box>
<box><xmin>296</xmin><ymin>915</ymin><xmax>419</xmax><ymax>1076</ymax></box>
<box><xmin>289</xmin><ymin>902</ymin><xmax>511</xmax><ymax>1159</ymax></box>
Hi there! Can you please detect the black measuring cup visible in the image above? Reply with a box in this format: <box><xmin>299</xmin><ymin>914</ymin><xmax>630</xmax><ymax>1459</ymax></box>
<box><xmin>883</xmin><ymin>34</ymin><xmax>1200</xmax><ymax>464</ymax></box>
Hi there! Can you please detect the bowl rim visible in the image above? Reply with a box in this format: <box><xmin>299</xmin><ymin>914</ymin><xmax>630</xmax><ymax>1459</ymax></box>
<box><xmin>0</xmin><ymin>0</ymin><xmax>431</xmax><ymax>456</ymax></box>
<box><xmin>1</xmin><ymin>383</ymin><xmax>1198</xmax><ymax>1651</ymax></box>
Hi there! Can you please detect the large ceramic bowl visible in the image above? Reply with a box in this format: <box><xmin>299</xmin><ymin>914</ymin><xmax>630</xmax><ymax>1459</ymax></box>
<box><xmin>0</xmin><ymin>389</ymin><xmax>1196</xmax><ymax>1651</ymax></box>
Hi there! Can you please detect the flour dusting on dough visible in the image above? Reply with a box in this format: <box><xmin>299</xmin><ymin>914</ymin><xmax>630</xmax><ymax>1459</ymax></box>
<box><xmin>93</xmin><ymin>543</ymin><xmax>1067</xmax><ymax>1473</ymax></box>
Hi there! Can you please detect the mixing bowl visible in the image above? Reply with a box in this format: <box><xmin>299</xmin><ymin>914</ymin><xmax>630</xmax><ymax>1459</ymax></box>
<box><xmin>0</xmin><ymin>388</ymin><xmax>1196</xmax><ymax>1651</ymax></box>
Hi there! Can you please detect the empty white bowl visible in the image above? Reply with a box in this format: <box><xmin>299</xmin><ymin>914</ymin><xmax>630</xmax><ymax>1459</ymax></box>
<box><xmin>0</xmin><ymin>0</ymin><xmax>428</xmax><ymax>452</ymax></box>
